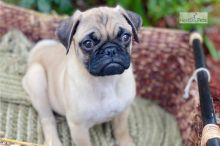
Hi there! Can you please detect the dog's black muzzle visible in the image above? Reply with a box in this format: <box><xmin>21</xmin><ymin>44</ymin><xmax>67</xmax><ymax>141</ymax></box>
<box><xmin>88</xmin><ymin>42</ymin><xmax>130</xmax><ymax>76</ymax></box>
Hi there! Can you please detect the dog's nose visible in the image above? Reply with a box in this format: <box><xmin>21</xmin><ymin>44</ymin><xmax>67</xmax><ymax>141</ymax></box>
<box><xmin>104</xmin><ymin>47</ymin><xmax>117</xmax><ymax>57</ymax></box>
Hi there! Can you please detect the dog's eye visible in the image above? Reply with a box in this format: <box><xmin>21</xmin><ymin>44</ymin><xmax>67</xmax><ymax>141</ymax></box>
<box><xmin>83</xmin><ymin>40</ymin><xmax>94</xmax><ymax>49</ymax></box>
<box><xmin>121</xmin><ymin>33</ymin><xmax>131</xmax><ymax>42</ymax></box>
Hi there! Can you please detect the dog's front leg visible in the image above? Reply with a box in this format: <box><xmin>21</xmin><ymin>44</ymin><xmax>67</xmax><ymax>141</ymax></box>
<box><xmin>22</xmin><ymin>64</ymin><xmax>62</xmax><ymax>146</ymax></box>
<box><xmin>66</xmin><ymin>116</ymin><xmax>92</xmax><ymax>146</ymax></box>
<box><xmin>113</xmin><ymin>108</ymin><xmax>135</xmax><ymax>146</ymax></box>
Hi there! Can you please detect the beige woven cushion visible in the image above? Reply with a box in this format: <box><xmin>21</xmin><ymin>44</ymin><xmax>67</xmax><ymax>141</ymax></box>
<box><xmin>0</xmin><ymin>30</ymin><xmax>182</xmax><ymax>146</ymax></box>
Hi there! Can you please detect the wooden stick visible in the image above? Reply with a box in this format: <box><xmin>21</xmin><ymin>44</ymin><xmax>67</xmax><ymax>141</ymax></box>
<box><xmin>0</xmin><ymin>138</ymin><xmax>44</xmax><ymax>146</ymax></box>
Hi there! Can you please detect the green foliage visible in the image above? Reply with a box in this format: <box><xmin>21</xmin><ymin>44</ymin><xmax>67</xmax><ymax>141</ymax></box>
<box><xmin>3</xmin><ymin>0</ymin><xmax>220</xmax><ymax>60</ymax></box>
<box><xmin>118</xmin><ymin>0</ymin><xmax>149</xmax><ymax>25</ymax></box>
<box><xmin>149</xmin><ymin>0</ymin><xmax>193</xmax><ymax>22</ymax></box>
<box><xmin>17</xmin><ymin>0</ymin><xmax>73</xmax><ymax>14</ymax></box>
<box><xmin>205</xmin><ymin>36</ymin><xmax>220</xmax><ymax>61</ymax></box>
<box><xmin>37</xmin><ymin>0</ymin><xmax>51</xmax><ymax>13</ymax></box>
<box><xmin>4</xmin><ymin>0</ymin><xmax>220</xmax><ymax>25</ymax></box>
<box><xmin>19</xmin><ymin>0</ymin><xmax>36</xmax><ymax>9</ymax></box>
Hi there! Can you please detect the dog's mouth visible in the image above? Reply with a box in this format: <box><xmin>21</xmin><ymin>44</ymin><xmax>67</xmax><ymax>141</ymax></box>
<box><xmin>88</xmin><ymin>57</ymin><xmax>130</xmax><ymax>76</ymax></box>
<box><xmin>101</xmin><ymin>62</ymin><xmax>125</xmax><ymax>76</ymax></box>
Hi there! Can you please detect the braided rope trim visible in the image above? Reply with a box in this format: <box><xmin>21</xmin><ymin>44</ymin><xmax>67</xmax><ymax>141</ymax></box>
<box><xmin>201</xmin><ymin>124</ymin><xmax>220</xmax><ymax>146</ymax></box>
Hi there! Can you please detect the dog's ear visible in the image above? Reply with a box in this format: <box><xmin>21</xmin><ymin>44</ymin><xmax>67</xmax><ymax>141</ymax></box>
<box><xmin>56</xmin><ymin>10</ymin><xmax>82</xmax><ymax>54</ymax></box>
<box><xmin>116</xmin><ymin>5</ymin><xmax>142</xmax><ymax>42</ymax></box>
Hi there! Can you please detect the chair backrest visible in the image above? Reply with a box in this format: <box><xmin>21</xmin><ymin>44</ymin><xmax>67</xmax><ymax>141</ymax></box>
<box><xmin>132</xmin><ymin>28</ymin><xmax>200</xmax><ymax>146</ymax></box>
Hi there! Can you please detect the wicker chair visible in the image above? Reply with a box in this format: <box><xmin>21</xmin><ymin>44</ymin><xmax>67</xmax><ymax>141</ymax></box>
<box><xmin>1</xmin><ymin>2</ymin><xmax>218</xmax><ymax>146</ymax></box>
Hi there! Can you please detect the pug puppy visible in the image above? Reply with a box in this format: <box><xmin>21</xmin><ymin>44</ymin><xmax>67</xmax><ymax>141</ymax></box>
<box><xmin>22</xmin><ymin>5</ymin><xmax>142</xmax><ymax>146</ymax></box>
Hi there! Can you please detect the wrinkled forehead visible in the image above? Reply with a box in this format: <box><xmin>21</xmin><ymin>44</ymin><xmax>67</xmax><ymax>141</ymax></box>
<box><xmin>75</xmin><ymin>7</ymin><xmax>131</xmax><ymax>41</ymax></box>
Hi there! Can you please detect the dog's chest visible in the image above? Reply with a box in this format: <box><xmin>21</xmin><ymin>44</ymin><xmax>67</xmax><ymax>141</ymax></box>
<box><xmin>79</xmin><ymin>84</ymin><xmax>132</xmax><ymax>126</ymax></box>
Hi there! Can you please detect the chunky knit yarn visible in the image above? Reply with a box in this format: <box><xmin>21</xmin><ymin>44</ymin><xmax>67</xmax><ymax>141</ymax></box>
<box><xmin>0</xmin><ymin>30</ymin><xmax>182</xmax><ymax>146</ymax></box>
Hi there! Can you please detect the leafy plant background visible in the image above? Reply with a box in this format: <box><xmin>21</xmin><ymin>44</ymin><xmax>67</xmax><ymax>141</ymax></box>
<box><xmin>4</xmin><ymin>0</ymin><xmax>220</xmax><ymax>60</ymax></box>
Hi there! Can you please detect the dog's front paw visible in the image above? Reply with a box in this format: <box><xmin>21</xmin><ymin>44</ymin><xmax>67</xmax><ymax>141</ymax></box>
<box><xmin>44</xmin><ymin>137</ymin><xmax>63</xmax><ymax>146</ymax></box>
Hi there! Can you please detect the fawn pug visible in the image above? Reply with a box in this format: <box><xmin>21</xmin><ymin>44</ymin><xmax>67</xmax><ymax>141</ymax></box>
<box><xmin>22</xmin><ymin>5</ymin><xmax>142</xmax><ymax>146</ymax></box>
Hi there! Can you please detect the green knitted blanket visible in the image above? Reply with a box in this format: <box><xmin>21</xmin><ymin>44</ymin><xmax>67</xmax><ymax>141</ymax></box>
<box><xmin>0</xmin><ymin>30</ymin><xmax>182</xmax><ymax>146</ymax></box>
